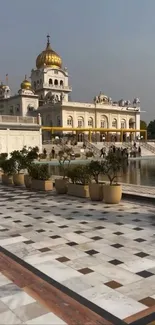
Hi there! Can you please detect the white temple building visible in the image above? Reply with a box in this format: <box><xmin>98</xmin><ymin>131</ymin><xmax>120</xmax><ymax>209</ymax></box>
<box><xmin>0</xmin><ymin>35</ymin><xmax>141</xmax><ymax>141</ymax></box>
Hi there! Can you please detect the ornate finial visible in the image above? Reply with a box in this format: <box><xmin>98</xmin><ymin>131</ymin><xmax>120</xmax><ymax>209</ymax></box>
<box><xmin>47</xmin><ymin>34</ymin><xmax>50</xmax><ymax>46</ymax></box>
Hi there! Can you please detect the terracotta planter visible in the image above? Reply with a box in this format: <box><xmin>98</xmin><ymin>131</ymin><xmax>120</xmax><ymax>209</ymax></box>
<box><xmin>103</xmin><ymin>184</ymin><xmax>122</xmax><ymax>204</ymax></box>
<box><xmin>55</xmin><ymin>178</ymin><xmax>68</xmax><ymax>194</ymax></box>
<box><xmin>31</xmin><ymin>179</ymin><xmax>53</xmax><ymax>191</ymax></box>
<box><xmin>24</xmin><ymin>174</ymin><xmax>32</xmax><ymax>189</ymax></box>
<box><xmin>67</xmin><ymin>183</ymin><xmax>89</xmax><ymax>198</ymax></box>
<box><xmin>2</xmin><ymin>174</ymin><xmax>13</xmax><ymax>185</ymax></box>
<box><xmin>89</xmin><ymin>183</ymin><xmax>103</xmax><ymax>201</ymax></box>
<box><xmin>13</xmin><ymin>173</ymin><xmax>24</xmax><ymax>186</ymax></box>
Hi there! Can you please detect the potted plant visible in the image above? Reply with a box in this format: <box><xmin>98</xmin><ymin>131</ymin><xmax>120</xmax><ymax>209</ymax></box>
<box><xmin>88</xmin><ymin>160</ymin><xmax>104</xmax><ymax>201</ymax></box>
<box><xmin>67</xmin><ymin>164</ymin><xmax>90</xmax><ymax>198</ymax></box>
<box><xmin>24</xmin><ymin>146</ymin><xmax>39</xmax><ymax>189</ymax></box>
<box><xmin>55</xmin><ymin>146</ymin><xmax>72</xmax><ymax>194</ymax></box>
<box><xmin>10</xmin><ymin>147</ymin><xmax>28</xmax><ymax>186</ymax></box>
<box><xmin>28</xmin><ymin>163</ymin><xmax>53</xmax><ymax>191</ymax></box>
<box><xmin>1</xmin><ymin>158</ymin><xmax>15</xmax><ymax>185</ymax></box>
<box><xmin>103</xmin><ymin>151</ymin><xmax>125</xmax><ymax>204</ymax></box>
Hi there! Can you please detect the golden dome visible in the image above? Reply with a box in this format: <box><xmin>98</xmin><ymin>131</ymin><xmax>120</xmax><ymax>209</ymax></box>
<box><xmin>36</xmin><ymin>35</ymin><xmax>62</xmax><ymax>70</ymax></box>
<box><xmin>21</xmin><ymin>76</ymin><xmax>31</xmax><ymax>90</ymax></box>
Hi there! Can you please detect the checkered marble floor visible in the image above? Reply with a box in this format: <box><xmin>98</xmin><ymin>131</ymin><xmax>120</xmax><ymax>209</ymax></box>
<box><xmin>0</xmin><ymin>272</ymin><xmax>66</xmax><ymax>324</ymax></box>
<box><xmin>0</xmin><ymin>186</ymin><xmax>155</xmax><ymax>321</ymax></box>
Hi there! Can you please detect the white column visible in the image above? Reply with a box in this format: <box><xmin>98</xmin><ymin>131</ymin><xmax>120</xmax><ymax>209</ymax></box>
<box><xmin>117</xmin><ymin>115</ymin><xmax>121</xmax><ymax>129</ymax></box>
<box><xmin>7</xmin><ymin>129</ymin><xmax>10</xmax><ymax>156</ymax></box>
<box><xmin>135</xmin><ymin>113</ymin><xmax>140</xmax><ymax>137</ymax></box>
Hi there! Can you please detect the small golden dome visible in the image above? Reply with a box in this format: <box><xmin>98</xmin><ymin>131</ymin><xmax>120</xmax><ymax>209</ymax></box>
<box><xmin>21</xmin><ymin>76</ymin><xmax>31</xmax><ymax>90</ymax></box>
<box><xmin>36</xmin><ymin>35</ymin><xmax>62</xmax><ymax>70</ymax></box>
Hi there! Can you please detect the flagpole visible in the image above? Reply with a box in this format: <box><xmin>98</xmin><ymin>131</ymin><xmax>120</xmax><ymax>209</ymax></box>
<box><xmin>6</xmin><ymin>74</ymin><xmax>8</xmax><ymax>86</ymax></box>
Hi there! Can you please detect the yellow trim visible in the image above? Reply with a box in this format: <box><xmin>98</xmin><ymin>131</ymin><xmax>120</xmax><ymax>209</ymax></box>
<box><xmin>41</xmin><ymin>127</ymin><xmax>147</xmax><ymax>142</ymax></box>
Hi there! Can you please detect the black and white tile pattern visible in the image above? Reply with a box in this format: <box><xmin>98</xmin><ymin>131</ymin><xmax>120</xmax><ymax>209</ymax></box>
<box><xmin>0</xmin><ymin>185</ymin><xmax>155</xmax><ymax>319</ymax></box>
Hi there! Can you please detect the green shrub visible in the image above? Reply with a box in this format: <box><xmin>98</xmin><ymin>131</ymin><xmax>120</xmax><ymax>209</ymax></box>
<box><xmin>28</xmin><ymin>164</ymin><xmax>50</xmax><ymax>180</ymax></box>
<box><xmin>67</xmin><ymin>165</ymin><xmax>90</xmax><ymax>185</ymax></box>
<box><xmin>104</xmin><ymin>151</ymin><xmax>126</xmax><ymax>185</ymax></box>
<box><xmin>58</xmin><ymin>146</ymin><xmax>72</xmax><ymax>179</ymax></box>
<box><xmin>1</xmin><ymin>158</ymin><xmax>15</xmax><ymax>175</ymax></box>
<box><xmin>10</xmin><ymin>148</ymin><xmax>28</xmax><ymax>173</ymax></box>
<box><xmin>88</xmin><ymin>160</ymin><xmax>103</xmax><ymax>184</ymax></box>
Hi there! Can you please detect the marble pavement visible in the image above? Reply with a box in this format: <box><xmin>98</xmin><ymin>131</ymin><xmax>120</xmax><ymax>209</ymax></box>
<box><xmin>0</xmin><ymin>185</ymin><xmax>155</xmax><ymax>323</ymax></box>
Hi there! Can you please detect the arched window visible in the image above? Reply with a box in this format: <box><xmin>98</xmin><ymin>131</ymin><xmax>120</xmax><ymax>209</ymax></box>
<box><xmin>54</xmin><ymin>79</ymin><xmax>58</xmax><ymax>86</ymax></box>
<box><xmin>88</xmin><ymin>117</ymin><xmax>93</xmax><ymax>127</ymax></box>
<box><xmin>101</xmin><ymin>120</ymin><xmax>105</xmax><ymax>128</ymax></box>
<box><xmin>121</xmin><ymin>119</ymin><xmax>126</xmax><ymax>129</ymax></box>
<box><xmin>60</xmin><ymin>80</ymin><xmax>63</xmax><ymax>86</ymax></box>
<box><xmin>78</xmin><ymin>116</ymin><xmax>84</xmax><ymax>128</ymax></box>
<box><xmin>49</xmin><ymin>78</ymin><xmax>53</xmax><ymax>85</ymax></box>
<box><xmin>112</xmin><ymin>118</ymin><xmax>117</xmax><ymax>128</ymax></box>
<box><xmin>67</xmin><ymin>116</ymin><xmax>73</xmax><ymax>126</ymax></box>
<box><xmin>100</xmin><ymin>115</ymin><xmax>108</xmax><ymax>128</ymax></box>
<box><xmin>129</xmin><ymin>118</ymin><xmax>135</xmax><ymax>129</ymax></box>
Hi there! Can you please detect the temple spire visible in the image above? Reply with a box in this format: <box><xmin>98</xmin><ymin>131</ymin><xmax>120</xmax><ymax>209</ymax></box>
<box><xmin>47</xmin><ymin>34</ymin><xmax>50</xmax><ymax>47</ymax></box>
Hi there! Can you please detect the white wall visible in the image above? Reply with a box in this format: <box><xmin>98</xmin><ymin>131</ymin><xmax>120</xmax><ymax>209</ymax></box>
<box><xmin>0</xmin><ymin>129</ymin><xmax>42</xmax><ymax>155</ymax></box>
<box><xmin>21</xmin><ymin>96</ymin><xmax>39</xmax><ymax>116</ymax></box>
<box><xmin>61</xmin><ymin>106</ymin><xmax>137</xmax><ymax>129</ymax></box>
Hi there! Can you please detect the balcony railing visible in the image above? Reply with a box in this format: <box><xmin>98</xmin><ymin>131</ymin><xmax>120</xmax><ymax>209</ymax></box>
<box><xmin>43</xmin><ymin>84</ymin><xmax>72</xmax><ymax>91</ymax></box>
<box><xmin>0</xmin><ymin>115</ymin><xmax>38</xmax><ymax>124</ymax></box>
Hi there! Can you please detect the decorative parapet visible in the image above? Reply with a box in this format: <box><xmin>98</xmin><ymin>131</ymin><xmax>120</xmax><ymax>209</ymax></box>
<box><xmin>0</xmin><ymin>115</ymin><xmax>39</xmax><ymax>124</ymax></box>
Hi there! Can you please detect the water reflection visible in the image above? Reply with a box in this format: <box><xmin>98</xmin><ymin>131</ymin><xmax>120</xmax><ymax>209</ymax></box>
<box><xmin>49</xmin><ymin>159</ymin><xmax>155</xmax><ymax>187</ymax></box>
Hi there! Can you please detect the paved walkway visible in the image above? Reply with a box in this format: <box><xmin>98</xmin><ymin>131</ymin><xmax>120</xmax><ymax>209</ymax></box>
<box><xmin>0</xmin><ymin>185</ymin><xmax>155</xmax><ymax>324</ymax></box>
<box><xmin>122</xmin><ymin>183</ymin><xmax>155</xmax><ymax>198</ymax></box>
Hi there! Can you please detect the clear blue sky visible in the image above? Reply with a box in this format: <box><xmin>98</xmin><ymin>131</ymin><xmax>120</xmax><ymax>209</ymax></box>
<box><xmin>0</xmin><ymin>0</ymin><xmax>155</xmax><ymax>122</ymax></box>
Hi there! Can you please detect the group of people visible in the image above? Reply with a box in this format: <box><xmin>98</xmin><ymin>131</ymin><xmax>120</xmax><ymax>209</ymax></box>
<box><xmin>100</xmin><ymin>143</ymin><xmax>142</xmax><ymax>159</ymax></box>
<box><xmin>43</xmin><ymin>147</ymin><xmax>56</xmax><ymax>159</ymax></box>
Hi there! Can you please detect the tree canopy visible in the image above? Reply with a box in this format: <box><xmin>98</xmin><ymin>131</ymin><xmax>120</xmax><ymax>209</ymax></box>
<box><xmin>147</xmin><ymin>120</ymin><xmax>155</xmax><ymax>139</ymax></box>
<box><xmin>140</xmin><ymin>120</ymin><xmax>147</xmax><ymax>138</ymax></box>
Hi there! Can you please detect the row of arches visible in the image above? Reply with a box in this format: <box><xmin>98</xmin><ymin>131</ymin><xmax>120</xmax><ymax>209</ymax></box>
<box><xmin>33</xmin><ymin>79</ymin><xmax>64</xmax><ymax>89</ymax></box>
<box><xmin>67</xmin><ymin>116</ymin><xmax>135</xmax><ymax>128</ymax></box>
<box><xmin>49</xmin><ymin>79</ymin><xmax>64</xmax><ymax>86</ymax></box>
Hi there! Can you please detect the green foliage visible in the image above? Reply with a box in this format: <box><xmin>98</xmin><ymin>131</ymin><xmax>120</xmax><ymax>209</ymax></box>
<box><xmin>10</xmin><ymin>146</ymin><xmax>39</xmax><ymax>173</ymax></box>
<box><xmin>140</xmin><ymin>120</ymin><xmax>147</xmax><ymax>138</ymax></box>
<box><xmin>10</xmin><ymin>148</ymin><xmax>28</xmax><ymax>173</ymax></box>
<box><xmin>147</xmin><ymin>120</ymin><xmax>155</xmax><ymax>139</ymax></box>
<box><xmin>0</xmin><ymin>153</ymin><xmax>8</xmax><ymax>161</ymax></box>
<box><xmin>28</xmin><ymin>163</ymin><xmax>50</xmax><ymax>180</ymax></box>
<box><xmin>27</xmin><ymin>146</ymin><xmax>39</xmax><ymax>162</ymax></box>
<box><xmin>1</xmin><ymin>158</ymin><xmax>15</xmax><ymax>175</ymax></box>
<box><xmin>67</xmin><ymin>165</ymin><xmax>91</xmax><ymax>185</ymax></box>
<box><xmin>88</xmin><ymin>160</ymin><xmax>103</xmax><ymax>184</ymax></box>
<box><xmin>0</xmin><ymin>153</ymin><xmax>8</xmax><ymax>169</ymax></box>
<box><xmin>104</xmin><ymin>152</ymin><xmax>126</xmax><ymax>185</ymax></box>
<box><xmin>140</xmin><ymin>120</ymin><xmax>147</xmax><ymax>130</ymax></box>
<box><xmin>58</xmin><ymin>146</ymin><xmax>72</xmax><ymax>179</ymax></box>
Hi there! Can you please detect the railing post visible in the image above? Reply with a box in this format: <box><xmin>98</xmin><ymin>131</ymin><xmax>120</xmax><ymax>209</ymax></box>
<box><xmin>88</xmin><ymin>129</ymin><xmax>91</xmax><ymax>142</ymax></box>
<box><xmin>37</xmin><ymin>113</ymin><xmax>41</xmax><ymax>125</ymax></box>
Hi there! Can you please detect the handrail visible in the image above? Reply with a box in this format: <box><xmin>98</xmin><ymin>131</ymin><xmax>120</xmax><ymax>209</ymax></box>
<box><xmin>141</xmin><ymin>142</ymin><xmax>155</xmax><ymax>153</ymax></box>
<box><xmin>84</xmin><ymin>140</ymin><xmax>100</xmax><ymax>156</ymax></box>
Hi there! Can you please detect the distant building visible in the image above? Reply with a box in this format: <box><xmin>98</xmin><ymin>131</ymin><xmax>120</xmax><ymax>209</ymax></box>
<box><xmin>0</xmin><ymin>35</ymin><xmax>140</xmax><ymax>141</ymax></box>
